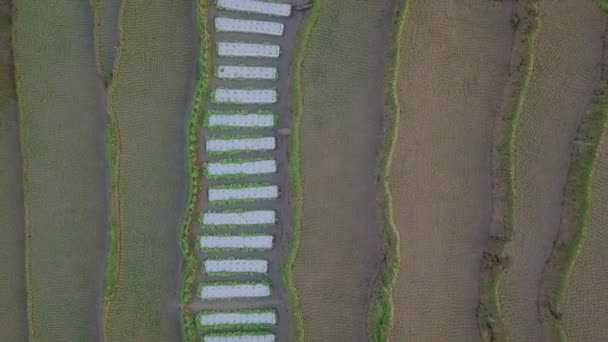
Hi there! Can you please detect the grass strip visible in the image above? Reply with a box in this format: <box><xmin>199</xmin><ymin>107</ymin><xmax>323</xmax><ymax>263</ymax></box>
<box><xmin>476</xmin><ymin>2</ymin><xmax>540</xmax><ymax>341</ymax></box>
<box><xmin>367</xmin><ymin>0</ymin><xmax>410</xmax><ymax>341</ymax></box>
<box><xmin>283</xmin><ymin>2</ymin><xmax>323</xmax><ymax>341</ymax></box>
<box><xmin>180</xmin><ymin>0</ymin><xmax>211</xmax><ymax>340</ymax></box>
<box><xmin>538</xmin><ymin>67</ymin><xmax>608</xmax><ymax>340</ymax></box>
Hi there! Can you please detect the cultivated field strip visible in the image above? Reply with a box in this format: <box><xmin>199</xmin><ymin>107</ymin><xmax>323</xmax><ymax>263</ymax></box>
<box><xmin>564</xmin><ymin>127</ymin><xmax>608</xmax><ymax>340</ymax></box>
<box><xmin>501</xmin><ymin>2</ymin><xmax>606</xmax><ymax>341</ymax></box>
<box><xmin>208</xmin><ymin>184</ymin><xmax>279</xmax><ymax>202</ymax></box>
<box><xmin>204</xmin><ymin>333</ymin><xmax>276</xmax><ymax>342</ymax></box>
<box><xmin>193</xmin><ymin>1</ymin><xmax>300</xmax><ymax>340</ymax></box>
<box><xmin>204</xmin><ymin>259</ymin><xmax>269</xmax><ymax>273</ymax></box>
<box><xmin>206</xmin><ymin>112</ymin><xmax>277</xmax><ymax>129</ymax></box>
<box><xmin>216</xmin><ymin>0</ymin><xmax>291</xmax><ymax>17</ymax></box>
<box><xmin>215</xmin><ymin>18</ymin><xmax>284</xmax><ymax>36</ymax></box>
<box><xmin>389</xmin><ymin>1</ymin><xmax>515</xmax><ymax>340</ymax></box>
<box><xmin>102</xmin><ymin>0</ymin><xmax>197</xmax><ymax>340</ymax></box>
<box><xmin>0</xmin><ymin>1</ymin><xmax>28</xmax><ymax>339</ymax></box>
<box><xmin>217</xmin><ymin>65</ymin><xmax>278</xmax><ymax>80</ymax></box>
<box><xmin>13</xmin><ymin>1</ymin><xmax>109</xmax><ymax>340</ymax></box>
<box><xmin>214</xmin><ymin>89</ymin><xmax>277</xmax><ymax>104</ymax></box>
<box><xmin>218</xmin><ymin>42</ymin><xmax>280</xmax><ymax>58</ymax></box>
<box><xmin>200</xmin><ymin>235</ymin><xmax>274</xmax><ymax>250</ymax></box>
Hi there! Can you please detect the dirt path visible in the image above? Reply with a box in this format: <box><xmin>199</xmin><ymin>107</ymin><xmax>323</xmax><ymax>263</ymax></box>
<box><xmin>293</xmin><ymin>0</ymin><xmax>396</xmax><ymax>340</ymax></box>
<box><xmin>500</xmin><ymin>2</ymin><xmax>606</xmax><ymax>341</ymax></box>
<box><xmin>389</xmin><ymin>1</ymin><xmax>515</xmax><ymax>340</ymax></box>
<box><xmin>0</xmin><ymin>1</ymin><xmax>28</xmax><ymax>340</ymax></box>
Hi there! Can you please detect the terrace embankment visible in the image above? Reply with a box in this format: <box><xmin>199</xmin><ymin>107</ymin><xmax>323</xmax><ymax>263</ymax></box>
<box><xmin>12</xmin><ymin>0</ymin><xmax>109</xmax><ymax>340</ymax></box>
<box><xmin>90</xmin><ymin>0</ymin><xmax>120</xmax><ymax>81</ymax></box>
<box><xmin>389</xmin><ymin>1</ymin><xmax>515</xmax><ymax>340</ymax></box>
<box><xmin>293</xmin><ymin>0</ymin><xmax>396</xmax><ymax>340</ymax></box>
<box><xmin>0</xmin><ymin>0</ymin><xmax>28</xmax><ymax>340</ymax></box>
<box><xmin>102</xmin><ymin>0</ymin><xmax>198</xmax><ymax>340</ymax></box>
<box><xmin>500</xmin><ymin>2</ymin><xmax>606</xmax><ymax>341</ymax></box>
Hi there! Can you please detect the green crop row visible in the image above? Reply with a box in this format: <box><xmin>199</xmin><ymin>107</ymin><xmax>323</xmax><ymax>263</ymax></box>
<box><xmin>180</xmin><ymin>0</ymin><xmax>211</xmax><ymax>340</ymax></box>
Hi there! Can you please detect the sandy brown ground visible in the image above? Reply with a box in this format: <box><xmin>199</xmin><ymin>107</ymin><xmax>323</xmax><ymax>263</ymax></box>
<box><xmin>0</xmin><ymin>1</ymin><xmax>28</xmax><ymax>340</ymax></box>
<box><xmin>293</xmin><ymin>0</ymin><xmax>395</xmax><ymax>340</ymax></box>
<box><xmin>500</xmin><ymin>2</ymin><xmax>606</xmax><ymax>341</ymax></box>
<box><xmin>389</xmin><ymin>1</ymin><xmax>515</xmax><ymax>340</ymax></box>
<box><xmin>564</xmin><ymin>124</ymin><xmax>608</xmax><ymax>341</ymax></box>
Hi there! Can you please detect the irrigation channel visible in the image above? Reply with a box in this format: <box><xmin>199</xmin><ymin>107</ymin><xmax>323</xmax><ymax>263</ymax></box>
<box><xmin>191</xmin><ymin>1</ymin><xmax>304</xmax><ymax>341</ymax></box>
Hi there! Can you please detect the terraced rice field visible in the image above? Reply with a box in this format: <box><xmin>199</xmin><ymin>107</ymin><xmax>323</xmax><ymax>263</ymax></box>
<box><xmin>389</xmin><ymin>1</ymin><xmax>515</xmax><ymax>340</ymax></box>
<box><xmin>89</xmin><ymin>0</ymin><xmax>120</xmax><ymax>80</ymax></box>
<box><xmin>564</xmin><ymin>125</ymin><xmax>608</xmax><ymax>340</ymax></box>
<box><xmin>0</xmin><ymin>1</ymin><xmax>28</xmax><ymax>340</ymax></box>
<box><xmin>102</xmin><ymin>0</ymin><xmax>197</xmax><ymax>340</ymax></box>
<box><xmin>500</xmin><ymin>2</ymin><xmax>606</xmax><ymax>340</ymax></box>
<box><xmin>293</xmin><ymin>0</ymin><xmax>396</xmax><ymax>340</ymax></box>
<box><xmin>12</xmin><ymin>0</ymin><xmax>109</xmax><ymax>340</ymax></box>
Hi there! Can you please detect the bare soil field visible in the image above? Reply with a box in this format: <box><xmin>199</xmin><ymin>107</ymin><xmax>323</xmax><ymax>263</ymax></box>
<box><xmin>389</xmin><ymin>1</ymin><xmax>515</xmax><ymax>340</ymax></box>
<box><xmin>0</xmin><ymin>1</ymin><xmax>28</xmax><ymax>340</ymax></box>
<box><xmin>12</xmin><ymin>0</ymin><xmax>108</xmax><ymax>340</ymax></box>
<box><xmin>564</xmin><ymin>126</ymin><xmax>608</xmax><ymax>341</ymax></box>
<box><xmin>500</xmin><ymin>2</ymin><xmax>606</xmax><ymax>341</ymax></box>
<box><xmin>102</xmin><ymin>0</ymin><xmax>198</xmax><ymax>340</ymax></box>
<box><xmin>293</xmin><ymin>0</ymin><xmax>396</xmax><ymax>340</ymax></box>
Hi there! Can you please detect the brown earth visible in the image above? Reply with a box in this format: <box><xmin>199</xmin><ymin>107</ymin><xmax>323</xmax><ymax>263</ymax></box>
<box><xmin>389</xmin><ymin>1</ymin><xmax>516</xmax><ymax>340</ymax></box>
<box><xmin>500</xmin><ymin>2</ymin><xmax>606</xmax><ymax>341</ymax></box>
<box><xmin>0</xmin><ymin>0</ymin><xmax>28</xmax><ymax>340</ymax></box>
<box><xmin>293</xmin><ymin>0</ymin><xmax>396</xmax><ymax>340</ymax></box>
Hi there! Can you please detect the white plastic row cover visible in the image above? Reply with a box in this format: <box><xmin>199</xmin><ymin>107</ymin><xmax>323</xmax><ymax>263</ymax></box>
<box><xmin>200</xmin><ymin>283</ymin><xmax>270</xmax><ymax>299</ymax></box>
<box><xmin>217</xmin><ymin>0</ymin><xmax>291</xmax><ymax>17</ymax></box>
<box><xmin>218</xmin><ymin>42</ymin><xmax>280</xmax><ymax>58</ymax></box>
<box><xmin>217</xmin><ymin>65</ymin><xmax>277</xmax><ymax>80</ymax></box>
<box><xmin>204</xmin><ymin>334</ymin><xmax>275</xmax><ymax>342</ymax></box>
<box><xmin>206</xmin><ymin>136</ymin><xmax>276</xmax><ymax>152</ymax></box>
<box><xmin>199</xmin><ymin>310</ymin><xmax>276</xmax><ymax>326</ymax></box>
<box><xmin>199</xmin><ymin>235</ymin><xmax>273</xmax><ymax>249</ymax></box>
<box><xmin>208</xmin><ymin>185</ymin><xmax>279</xmax><ymax>202</ymax></box>
<box><xmin>202</xmin><ymin>210</ymin><xmax>276</xmax><ymax>225</ymax></box>
<box><xmin>207</xmin><ymin>113</ymin><xmax>275</xmax><ymax>129</ymax></box>
<box><xmin>214</xmin><ymin>89</ymin><xmax>277</xmax><ymax>104</ymax></box>
<box><xmin>207</xmin><ymin>159</ymin><xmax>277</xmax><ymax>177</ymax></box>
<box><xmin>204</xmin><ymin>259</ymin><xmax>268</xmax><ymax>273</ymax></box>
<box><xmin>215</xmin><ymin>17</ymin><xmax>284</xmax><ymax>36</ymax></box>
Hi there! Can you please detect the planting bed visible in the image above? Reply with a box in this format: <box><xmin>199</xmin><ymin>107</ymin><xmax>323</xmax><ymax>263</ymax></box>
<box><xmin>217</xmin><ymin>66</ymin><xmax>277</xmax><ymax>80</ymax></box>
<box><xmin>206</xmin><ymin>159</ymin><xmax>278</xmax><ymax>178</ymax></box>
<box><xmin>199</xmin><ymin>310</ymin><xmax>276</xmax><ymax>327</ymax></box>
<box><xmin>201</xmin><ymin>210</ymin><xmax>277</xmax><ymax>226</ymax></box>
<box><xmin>217</xmin><ymin>42</ymin><xmax>280</xmax><ymax>58</ymax></box>
<box><xmin>204</xmin><ymin>333</ymin><xmax>276</xmax><ymax>342</ymax></box>
<box><xmin>216</xmin><ymin>0</ymin><xmax>291</xmax><ymax>17</ymax></box>
<box><xmin>208</xmin><ymin>185</ymin><xmax>279</xmax><ymax>202</ymax></box>
<box><xmin>206</xmin><ymin>112</ymin><xmax>277</xmax><ymax>129</ymax></box>
<box><xmin>199</xmin><ymin>235</ymin><xmax>274</xmax><ymax>250</ymax></box>
<box><xmin>204</xmin><ymin>259</ymin><xmax>269</xmax><ymax>273</ymax></box>
<box><xmin>207</xmin><ymin>136</ymin><xmax>276</xmax><ymax>153</ymax></box>
<box><xmin>200</xmin><ymin>283</ymin><xmax>271</xmax><ymax>300</ymax></box>
<box><xmin>501</xmin><ymin>2</ymin><xmax>606</xmax><ymax>340</ymax></box>
<box><xmin>214</xmin><ymin>89</ymin><xmax>277</xmax><ymax>104</ymax></box>
<box><xmin>215</xmin><ymin>18</ymin><xmax>284</xmax><ymax>37</ymax></box>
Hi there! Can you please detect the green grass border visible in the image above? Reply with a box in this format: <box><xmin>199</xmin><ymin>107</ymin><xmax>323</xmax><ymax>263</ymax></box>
<box><xmin>282</xmin><ymin>2</ymin><xmax>323</xmax><ymax>341</ymax></box>
<box><xmin>477</xmin><ymin>0</ymin><xmax>540</xmax><ymax>341</ymax></box>
<box><xmin>179</xmin><ymin>0</ymin><xmax>211</xmax><ymax>340</ymax></box>
<box><xmin>367</xmin><ymin>0</ymin><xmax>410</xmax><ymax>341</ymax></box>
